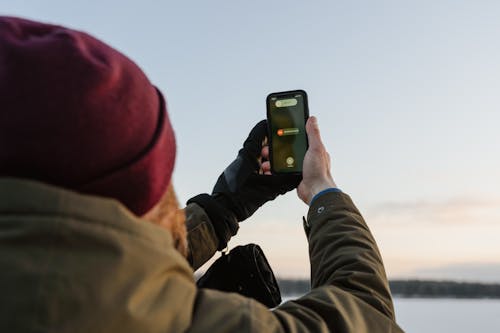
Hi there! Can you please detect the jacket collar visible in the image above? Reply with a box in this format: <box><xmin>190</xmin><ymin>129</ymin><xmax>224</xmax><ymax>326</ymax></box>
<box><xmin>0</xmin><ymin>177</ymin><xmax>171</xmax><ymax>245</ymax></box>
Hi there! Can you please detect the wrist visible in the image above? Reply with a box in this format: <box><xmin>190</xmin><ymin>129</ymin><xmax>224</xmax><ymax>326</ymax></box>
<box><xmin>308</xmin><ymin>180</ymin><xmax>337</xmax><ymax>203</ymax></box>
<box><xmin>309</xmin><ymin>188</ymin><xmax>342</xmax><ymax>205</ymax></box>
<box><xmin>187</xmin><ymin>194</ymin><xmax>239</xmax><ymax>250</ymax></box>
<box><xmin>213</xmin><ymin>193</ymin><xmax>245</xmax><ymax>222</ymax></box>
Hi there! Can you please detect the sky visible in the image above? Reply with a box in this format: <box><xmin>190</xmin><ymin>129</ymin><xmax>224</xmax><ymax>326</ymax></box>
<box><xmin>3</xmin><ymin>0</ymin><xmax>500</xmax><ymax>282</ymax></box>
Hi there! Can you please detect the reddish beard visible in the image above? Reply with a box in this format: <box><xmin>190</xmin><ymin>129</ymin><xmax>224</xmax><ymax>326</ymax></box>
<box><xmin>142</xmin><ymin>183</ymin><xmax>188</xmax><ymax>257</ymax></box>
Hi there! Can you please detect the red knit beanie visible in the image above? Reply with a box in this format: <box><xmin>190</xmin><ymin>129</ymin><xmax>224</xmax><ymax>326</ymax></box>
<box><xmin>0</xmin><ymin>16</ymin><xmax>176</xmax><ymax>216</ymax></box>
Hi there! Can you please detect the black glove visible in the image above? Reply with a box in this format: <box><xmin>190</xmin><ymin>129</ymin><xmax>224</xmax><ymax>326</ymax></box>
<box><xmin>213</xmin><ymin>120</ymin><xmax>301</xmax><ymax>221</ymax></box>
<box><xmin>188</xmin><ymin>120</ymin><xmax>301</xmax><ymax>250</ymax></box>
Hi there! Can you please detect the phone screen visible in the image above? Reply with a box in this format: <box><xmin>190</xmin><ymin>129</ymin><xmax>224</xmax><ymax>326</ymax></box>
<box><xmin>267</xmin><ymin>90</ymin><xmax>309</xmax><ymax>173</ymax></box>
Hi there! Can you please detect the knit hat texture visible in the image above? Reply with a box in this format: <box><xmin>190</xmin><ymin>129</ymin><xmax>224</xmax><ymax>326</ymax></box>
<box><xmin>0</xmin><ymin>16</ymin><xmax>176</xmax><ymax>215</ymax></box>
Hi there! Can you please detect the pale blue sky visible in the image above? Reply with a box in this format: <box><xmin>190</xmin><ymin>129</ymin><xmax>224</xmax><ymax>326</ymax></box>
<box><xmin>3</xmin><ymin>1</ymin><xmax>500</xmax><ymax>281</ymax></box>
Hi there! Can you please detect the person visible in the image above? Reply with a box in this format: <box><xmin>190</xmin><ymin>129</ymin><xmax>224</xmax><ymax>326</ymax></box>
<box><xmin>0</xmin><ymin>16</ymin><xmax>404</xmax><ymax>332</ymax></box>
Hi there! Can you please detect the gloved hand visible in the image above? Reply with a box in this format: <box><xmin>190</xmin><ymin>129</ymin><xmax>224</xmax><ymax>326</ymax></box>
<box><xmin>212</xmin><ymin>120</ymin><xmax>301</xmax><ymax>221</ymax></box>
<box><xmin>187</xmin><ymin>120</ymin><xmax>301</xmax><ymax>250</ymax></box>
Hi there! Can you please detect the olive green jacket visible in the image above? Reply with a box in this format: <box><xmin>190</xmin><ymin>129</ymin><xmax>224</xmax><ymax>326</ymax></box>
<box><xmin>0</xmin><ymin>178</ymin><xmax>403</xmax><ymax>332</ymax></box>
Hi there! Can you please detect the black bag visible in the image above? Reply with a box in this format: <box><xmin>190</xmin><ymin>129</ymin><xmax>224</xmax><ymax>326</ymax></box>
<box><xmin>196</xmin><ymin>243</ymin><xmax>282</xmax><ymax>308</ymax></box>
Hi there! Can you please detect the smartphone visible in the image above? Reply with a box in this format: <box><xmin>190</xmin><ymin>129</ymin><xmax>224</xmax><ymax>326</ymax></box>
<box><xmin>266</xmin><ymin>90</ymin><xmax>309</xmax><ymax>174</ymax></box>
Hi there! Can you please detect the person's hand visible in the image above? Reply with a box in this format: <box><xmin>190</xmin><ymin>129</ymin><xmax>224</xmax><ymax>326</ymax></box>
<box><xmin>261</xmin><ymin>116</ymin><xmax>336</xmax><ymax>205</ymax></box>
<box><xmin>212</xmin><ymin>120</ymin><xmax>301</xmax><ymax>221</ymax></box>
<box><xmin>297</xmin><ymin>116</ymin><xmax>337</xmax><ymax>204</ymax></box>
<box><xmin>188</xmin><ymin>120</ymin><xmax>301</xmax><ymax>250</ymax></box>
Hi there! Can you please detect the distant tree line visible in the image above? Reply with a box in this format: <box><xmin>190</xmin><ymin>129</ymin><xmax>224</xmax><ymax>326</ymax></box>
<box><xmin>277</xmin><ymin>279</ymin><xmax>500</xmax><ymax>298</ymax></box>
<box><xmin>389</xmin><ymin>280</ymin><xmax>500</xmax><ymax>298</ymax></box>
<box><xmin>277</xmin><ymin>279</ymin><xmax>310</xmax><ymax>296</ymax></box>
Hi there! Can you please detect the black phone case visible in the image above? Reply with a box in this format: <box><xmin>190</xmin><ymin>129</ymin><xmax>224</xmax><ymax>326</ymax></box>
<box><xmin>266</xmin><ymin>89</ymin><xmax>309</xmax><ymax>175</ymax></box>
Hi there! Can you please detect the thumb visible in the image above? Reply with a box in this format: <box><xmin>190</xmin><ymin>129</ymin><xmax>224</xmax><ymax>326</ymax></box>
<box><xmin>305</xmin><ymin>116</ymin><xmax>324</xmax><ymax>150</ymax></box>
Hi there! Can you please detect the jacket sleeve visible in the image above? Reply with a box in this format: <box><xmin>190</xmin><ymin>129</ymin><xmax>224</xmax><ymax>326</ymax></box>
<box><xmin>185</xmin><ymin>203</ymin><xmax>219</xmax><ymax>270</ymax></box>
<box><xmin>187</xmin><ymin>191</ymin><xmax>403</xmax><ymax>332</ymax></box>
<box><xmin>307</xmin><ymin>191</ymin><xmax>396</xmax><ymax>317</ymax></box>
<box><xmin>274</xmin><ymin>191</ymin><xmax>401</xmax><ymax>330</ymax></box>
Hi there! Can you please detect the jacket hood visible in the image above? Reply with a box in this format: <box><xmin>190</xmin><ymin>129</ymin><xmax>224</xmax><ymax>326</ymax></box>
<box><xmin>0</xmin><ymin>178</ymin><xmax>196</xmax><ymax>333</ymax></box>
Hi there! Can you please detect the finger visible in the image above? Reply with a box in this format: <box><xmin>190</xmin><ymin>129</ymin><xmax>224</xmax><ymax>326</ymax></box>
<box><xmin>261</xmin><ymin>145</ymin><xmax>269</xmax><ymax>159</ymax></box>
<box><xmin>305</xmin><ymin>116</ymin><xmax>325</xmax><ymax>151</ymax></box>
<box><xmin>261</xmin><ymin>161</ymin><xmax>271</xmax><ymax>173</ymax></box>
